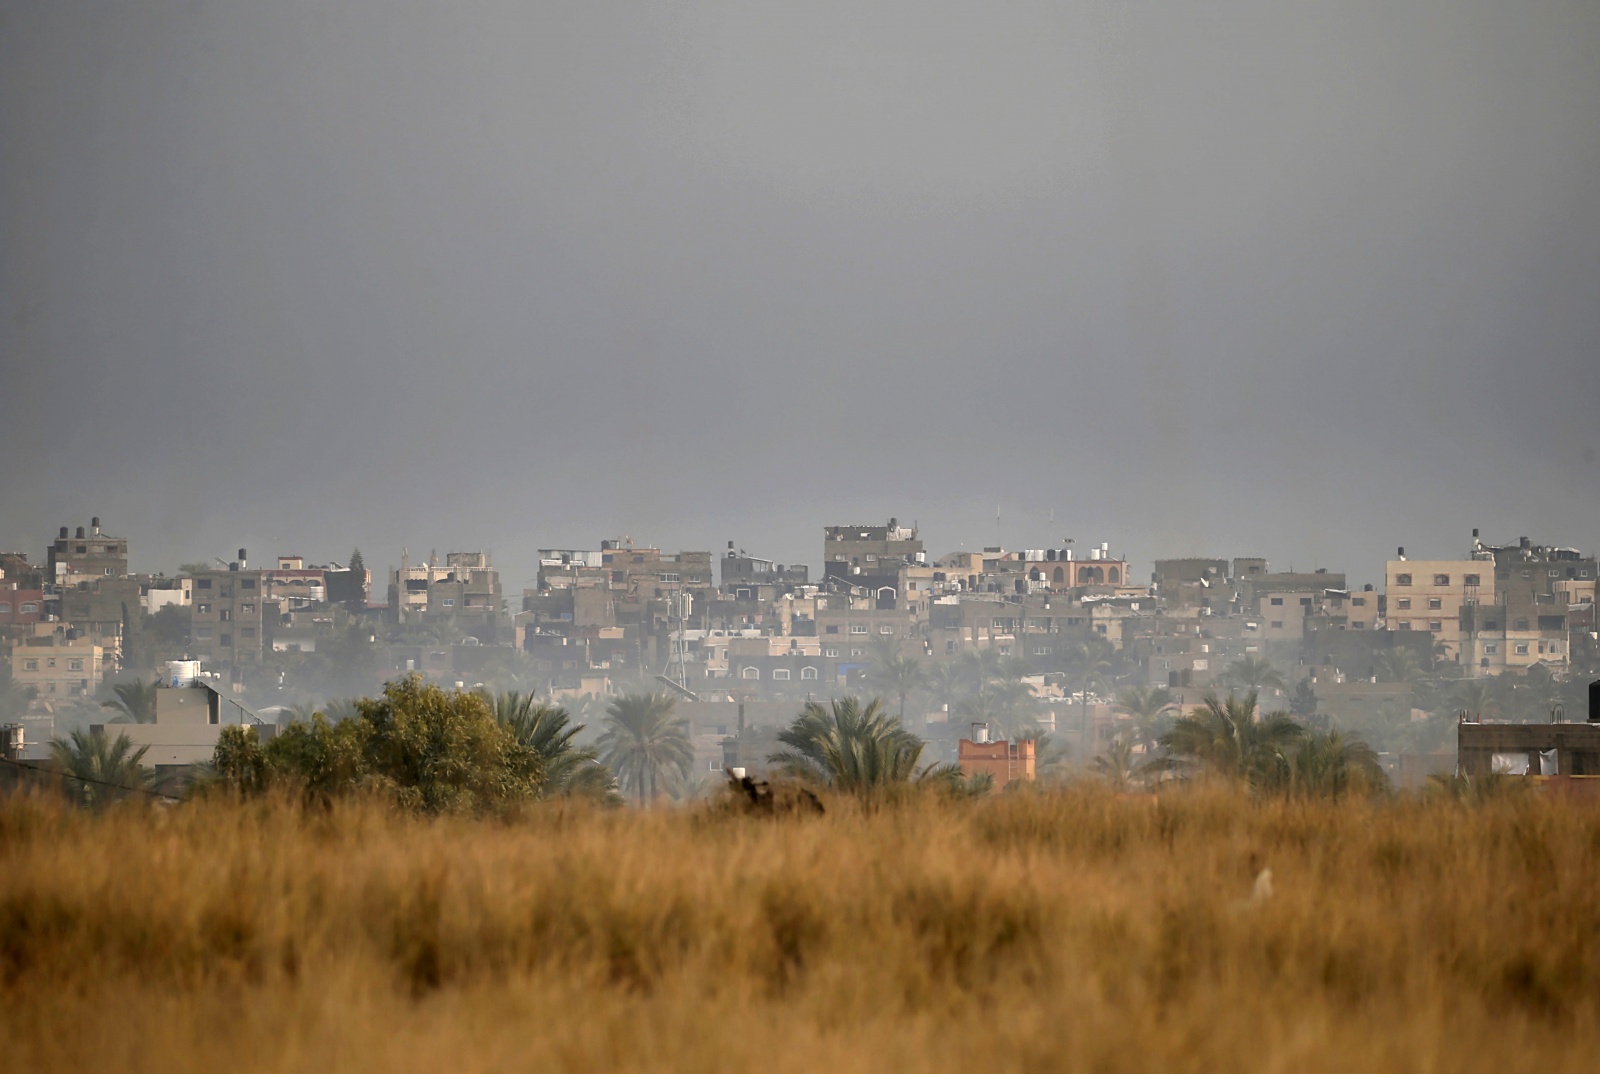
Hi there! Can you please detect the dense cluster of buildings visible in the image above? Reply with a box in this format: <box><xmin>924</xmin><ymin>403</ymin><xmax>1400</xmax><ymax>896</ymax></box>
<box><xmin>3</xmin><ymin>514</ymin><xmax>1597</xmax><ymax>782</ymax></box>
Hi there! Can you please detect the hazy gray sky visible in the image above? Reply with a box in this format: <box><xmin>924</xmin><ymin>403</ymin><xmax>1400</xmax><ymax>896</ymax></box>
<box><xmin>4</xmin><ymin>1</ymin><xmax>1598</xmax><ymax>591</ymax></box>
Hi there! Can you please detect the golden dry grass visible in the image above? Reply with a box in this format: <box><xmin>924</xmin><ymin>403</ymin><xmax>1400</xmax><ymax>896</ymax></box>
<box><xmin>2</xmin><ymin>785</ymin><xmax>1598</xmax><ymax>1073</ymax></box>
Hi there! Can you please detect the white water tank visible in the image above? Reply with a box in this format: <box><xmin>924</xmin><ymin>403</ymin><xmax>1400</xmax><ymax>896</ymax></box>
<box><xmin>166</xmin><ymin>660</ymin><xmax>200</xmax><ymax>687</ymax></box>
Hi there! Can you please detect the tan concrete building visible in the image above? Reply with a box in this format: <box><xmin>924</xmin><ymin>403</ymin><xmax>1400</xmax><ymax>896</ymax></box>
<box><xmin>1385</xmin><ymin>557</ymin><xmax>1494</xmax><ymax>663</ymax></box>
<box><xmin>95</xmin><ymin>678</ymin><xmax>267</xmax><ymax>767</ymax></box>
<box><xmin>46</xmin><ymin>518</ymin><xmax>128</xmax><ymax>584</ymax></box>
<box><xmin>10</xmin><ymin>624</ymin><xmax>105</xmax><ymax>702</ymax></box>
<box><xmin>189</xmin><ymin>557</ymin><xmax>268</xmax><ymax>675</ymax></box>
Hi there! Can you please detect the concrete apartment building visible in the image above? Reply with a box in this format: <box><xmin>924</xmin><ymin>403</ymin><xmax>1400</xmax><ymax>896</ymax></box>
<box><xmin>188</xmin><ymin>552</ymin><xmax>268</xmax><ymax>677</ymax></box>
<box><xmin>821</xmin><ymin>519</ymin><xmax>925</xmax><ymax>585</ymax></box>
<box><xmin>96</xmin><ymin>672</ymin><xmax>269</xmax><ymax>768</ymax></box>
<box><xmin>46</xmin><ymin>518</ymin><xmax>128</xmax><ymax>583</ymax></box>
<box><xmin>11</xmin><ymin>624</ymin><xmax>105</xmax><ymax>702</ymax></box>
<box><xmin>1385</xmin><ymin>551</ymin><xmax>1494</xmax><ymax>663</ymax></box>
<box><xmin>390</xmin><ymin>550</ymin><xmax>504</xmax><ymax>638</ymax></box>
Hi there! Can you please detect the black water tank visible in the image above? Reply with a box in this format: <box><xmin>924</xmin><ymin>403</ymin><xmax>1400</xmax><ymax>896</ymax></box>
<box><xmin>1590</xmin><ymin>679</ymin><xmax>1600</xmax><ymax>723</ymax></box>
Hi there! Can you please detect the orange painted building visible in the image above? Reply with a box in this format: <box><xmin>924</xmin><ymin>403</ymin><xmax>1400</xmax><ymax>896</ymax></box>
<box><xmin>958</xmin><ymin>736</ymin><xmax>1036</xmax><ymax>788</ymax></box>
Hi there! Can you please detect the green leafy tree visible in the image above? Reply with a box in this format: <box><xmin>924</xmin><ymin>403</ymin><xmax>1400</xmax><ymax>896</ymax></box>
<box><xmin>49</xmin><ymin>728</ymin><xmax>153</xmax><ymax>808</ymax></box>
<box><xmin>211</xmin><ymin>724</ymin><xmax>267</xmax><ymax>792</ymax></box>
<box><xmin>768</xmin><ymin>696</ymin><xmax>929</xmax><ymax>794</ymax></box>
<box><xmin>100</xmin><ymin>678</ymin><xmax>158</xmax><ymax>724</ymax></box>
<box><xmin>1157</xmin><ymin>692</ymin><xmax>1305</xmax><ymax>791</ymax></box>
<box><xmin>234</xmin><ymin>676</ymin><xmax>544</xmax><ymax>813</ymax></box>
<box><xmin>597</xmin><ymin>693</ymin><xmax>693</xmax><ymax>805</ymax></box>
<box><xmin>1221</xmin><ymin>656</ymin><xmax>1287</xmax><ymax>695</ymax></box>
<box><xmin>354</xmin><ymin>677</ymin><xmax>543</xmax><ymax>813</ymax></box>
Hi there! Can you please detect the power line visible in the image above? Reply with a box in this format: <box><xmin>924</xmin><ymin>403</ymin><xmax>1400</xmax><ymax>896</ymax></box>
<box><xmin>0</xmin><ymin>755</ymin><xmax>181</xmax><ymax>802</ymax></box>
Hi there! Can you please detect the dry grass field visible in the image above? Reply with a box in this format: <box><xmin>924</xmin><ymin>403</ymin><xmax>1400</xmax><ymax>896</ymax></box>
<box><xmin>2</xmin><ymin>784</ymin><xmax>1597</xmax><ymax>1073</ymax></box>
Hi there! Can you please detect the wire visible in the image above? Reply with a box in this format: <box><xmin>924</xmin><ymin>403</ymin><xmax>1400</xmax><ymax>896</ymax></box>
<box><xmin>0</xmin><ymin>754</ymin><xmax>181</xmax><ymax>802</ymax></box>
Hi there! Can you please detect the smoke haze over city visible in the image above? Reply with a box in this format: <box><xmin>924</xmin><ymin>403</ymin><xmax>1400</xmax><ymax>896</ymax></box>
<box><xmin>4</xmin><ymin>1</ymin><xmax>1598</xmax><ymax>587</ymax></box>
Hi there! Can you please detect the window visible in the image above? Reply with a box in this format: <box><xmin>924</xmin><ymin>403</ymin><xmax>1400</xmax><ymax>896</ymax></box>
<box><xmin>1300</xmin><ymin>597</ymin><xmax>1312</xmax><ymax>606</ymax></box>
<box><xmin>196</xmin><ymin>627</ymin><xmax>212</xmax><ymax>640</ymax></box>
<box><xmin>1485</xmin><ymin>620</ymin><xmax>1499</xmax><ymax>631</ymax></box>
<box><xmin>68</xmin><ymin>659</ymin><xmax>82</xmax><ymax>671</ymax></box>
<box><xmin>1514</xmin><ymin>619</ymin><xmax>1529</xmax><ymax>631</ymax></box>
<box><xmin>1464</xmin><ymin>574</ymin><xmax>1481</xmax><ymax>586</ymax></box>
<box><xmin>0</xmin><ymin>604</ymin><xmax>9</xmax><ymax>614</ymax></box>
<box><xmin>1434</xmin><ymin>574</ymin><xmax>1450</xmax><ymax>586</ymax></box>
<box><xmin>1397</xmin><ymin>621</ymin><xmax>1411</xmax><ymax>630</ymax></box>
<box><xmin>1270</xmin><ymin>621</ymin><xmax>1284</xmax><ymax>629</ymax></box>
<box><xmin>240</xmin><ymin>579</ymin><xmax>256</xmax><ymax>590</ymax></box>
<box><xmin>241</xmin><ymin>627</ymin><xmax>256</xmax><ymax>638</ymax></box>
<box><xmin>46</xmin><ymin>658</ymin><xmax>56</xmax><ymax>668</ymax></box>
<box><xmin>879</xmin><ymin>625</ymin><xmax>894</xmax><ymax>635</ymax></box>
<box><xmin>772</xmin><ymin>669</ymin><xmax>791</xmax><ymax>681</ymax></box>
<box><xmin>1352</xmin><ymin>598</ymin><xmax>1366</xmax><ymax>606</ymax></box>
<box><xmin>1397</xmin><ymin>598</ymin><xmax>1411</xmax><ymax>610</ymax></box>
<box><xmin>442</xmin><ymin>598</ymin><xmax>455</xmax><ymax>607</ymax></box>
<box><xmin>1033</xmin><ymin>646</ymin><xmax>1050</xmax><ymax>656</ymax></box>
<box><xmin>801</xmin><ymin>667</ymin><xmax>818</xmax><ymax>680</ymax></box>
<box><xmin>825</xmin><ymin>625</ymin><xmax>839</xmax><ymax>635</ymax></box>
<box><xmin>1515</xmin><ymin>643</ymin><xmax>1529</xmax><ymax>656</ymax></box>
<box><xmin>1395</xmin><ymin>574</ymin><xmax>1412</xmax><ymax>586</ymax></box>
<box><xmin>849</xmin><ymin>624</ymin><xmax>868</xmax><ymax>634</ymax></box>
<box><xmin>824</xmin><ymin>648</ymin><xmax>838</xmax><ymax>658</ymax></box>
<box><xmin>1428</xmin><ymin>598</ymin><xmax>1442</xmax><ymax>610</ymax></box>
<box><xmin>220</xmin><ymin>633</ymin><xmax>232</xmax><ymax>647</ymax></box>
<box><xmin>850</xmin><ymin>649</ymin><xmax>864</xmax><ymax>657</ymax></box>
<box><xmin>242</xmin><ymin>603</ymin><xmax>255</xmax><ymax>614</ymax></box>
<box><xmin>1270</xmin><ymin>597</ymin><xmax>1284</xmax><ymax>606</ymax></box>
<box><xmin>1485</xmin><ymin>644</ymin><xmax>1498</xmax><ymax>655</ymax></box>
<box><xmin>19</xmin><ymin>603</ymin><xmax>36</xmax><ymax>614</ymax></box>
<box><xmin>197</xmin><ymin>579</ymin><xmax>212</xmax><ymax>589</ymax></box>
<box><xmin>1429</xmin><ymin>621</ymin><xmax>1442</xmax><ymax>632</ymax></box>
<box><xmin>1548</xmin><ymin>570</ymin><xmax>1560</xmax><ymax>578</ymax></box>
<box><xmin>740</xmin><ymin>667</ymin><xmax>759</xmax><ymax>679</ymax></box>
<box><xmin>23</xmin><ymin>659</ymin><xmax>37</xmax><ymax>672</ymax></box>
<box><xmin>197</xmin><ymin>603</ymin><xmax>211</xmax><ymax>614</ymax></box>
<box><xmin>1352</xmin><ymin>621</ymin><xmax>1366</xmax><ymax>629</ymax></box>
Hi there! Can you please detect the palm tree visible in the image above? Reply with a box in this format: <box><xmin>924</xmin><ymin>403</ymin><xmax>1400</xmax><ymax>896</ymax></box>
<box><xmin>1221</xmin><ymin>656</ymin><xmax>1287</xmax><ymax>695</ymax></box>
<box><xmin>1449</xmin><ymin>678</ymin><xmax>1499</xmax><ymax>720</ymax></box>
<box><xmin>49</xmin><ymin>727</ymin><xmax>153</xmax><ymax>808</ymax></box>
<box><xmin>100</xmin><ymin>678</ymin><xmax>158</xmax><ymax>724</ymax></box>
<box><xmin>597</xmin><ymin>693</ymin><xmax>692</xmax><ymax>805</ymax></box>
<box><xmin>768</xmin><ymin>696</ymin><xmax>927</xmax><ymax>794</ymax></box>
<box><xmin>1372</xmin><ymin>647</ymin><xmax>1425</xmax><ymax>685</ymax></box>
<box><xmin>1063</xmin><ymin>639</ymin><xmax>1113</xmax><ymax>744</ymax></box>
<box><xmin>924</xmin><ymin>661</ymin><xmax>965</xmax><ymax>719</ymax></box>
<box><xmin>485</xmin><ymin>690</ymin><xmax>618</xmax><ymax>800</ymax></box>
<box><xmin>1157</xmin><ymin>692</ymin><xmax>1305</xmax><ymax>791</ymax></box>
<box><xmin>1289</xmin><ymin>730</ymin><xmax>1385</xmax><ymax>798</ymax></box>
<box><xmin>277</xmin><ymin>701</ymin><xmax>318</xmax><ymax>727</ymax></box>
<box><xmin>865</xmin><ymin>640</ymin><xmax>926</xmax><ymax>719</ymax></box>
<box><xmin>1090</xmin><ymin>733</ymin><xmax>1150</xmax><ymax>793</ymax></box>
<box><xmin>1113</xmin><ymin>685</ymin><xmax>1177</xmax><ymax>753</ymax></box>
